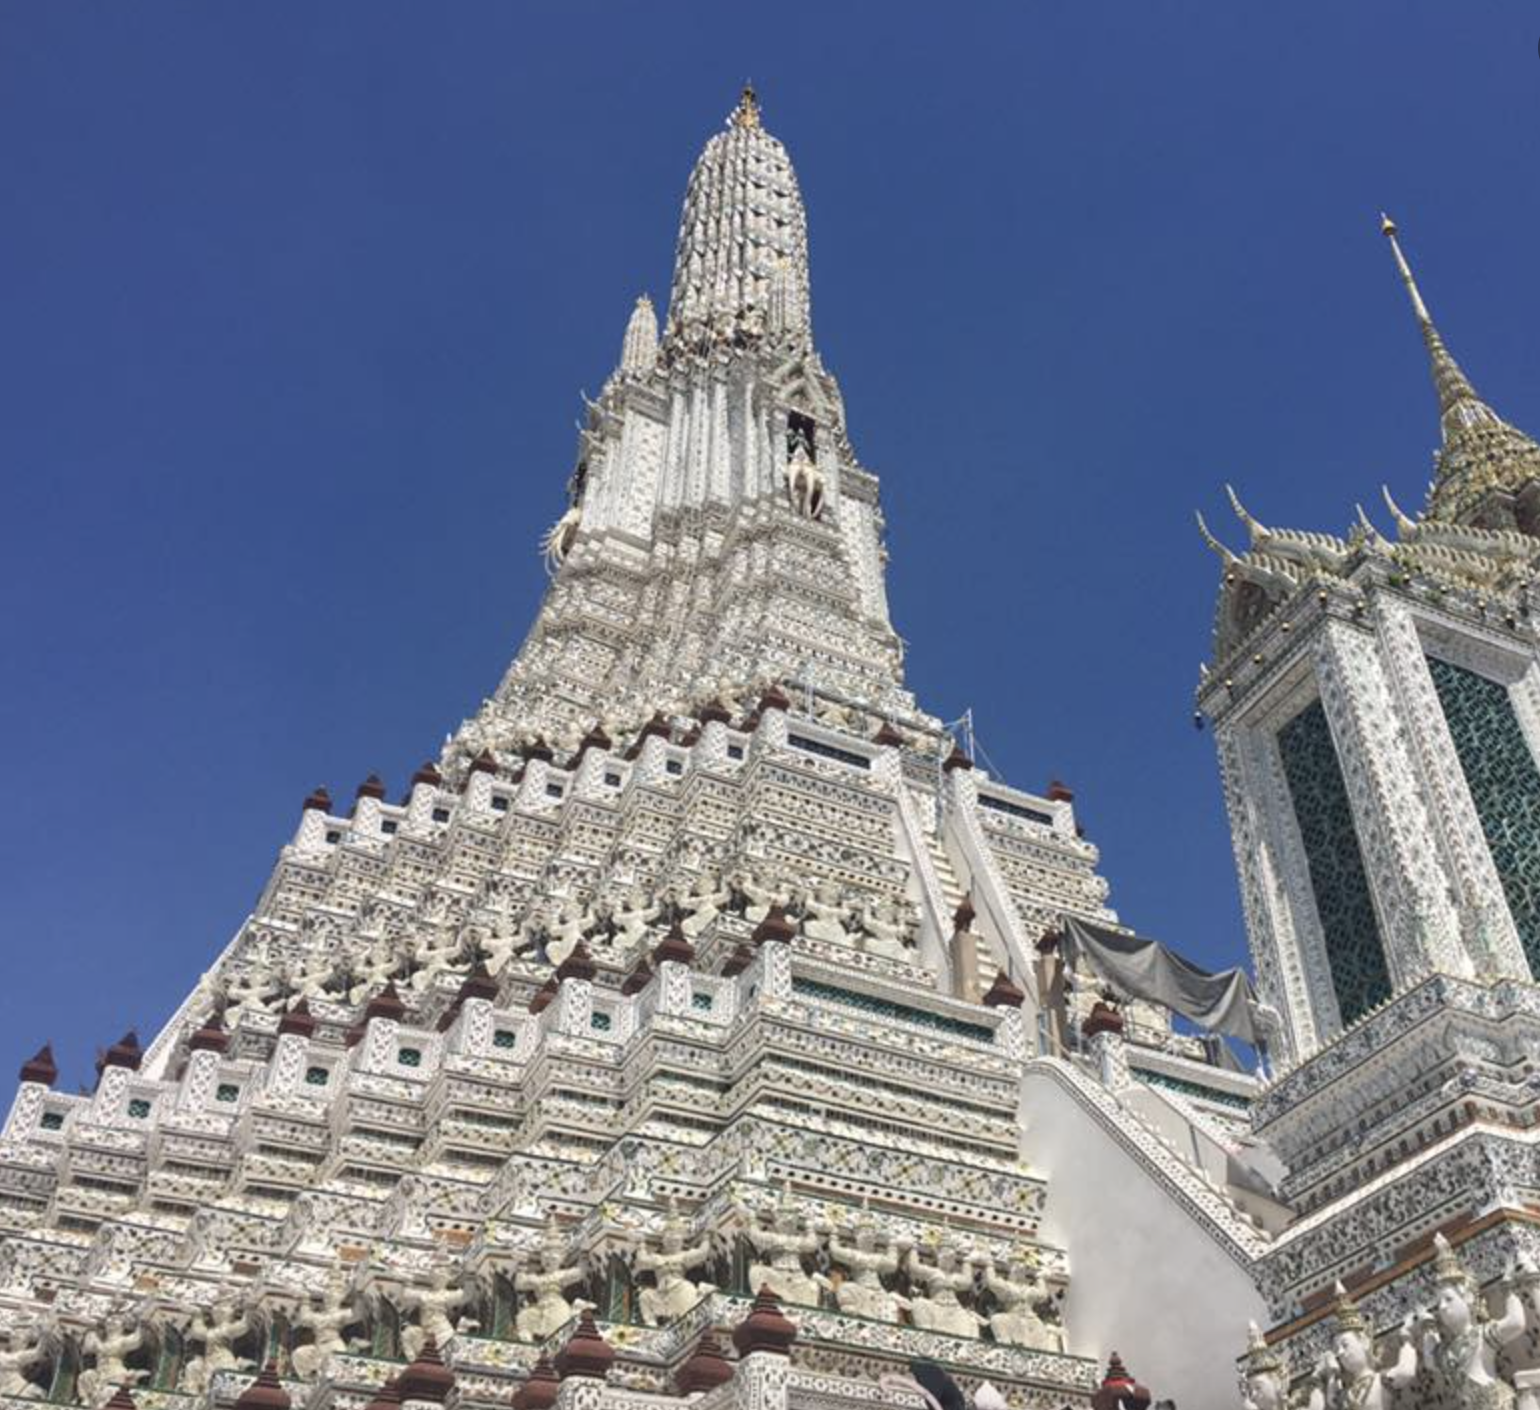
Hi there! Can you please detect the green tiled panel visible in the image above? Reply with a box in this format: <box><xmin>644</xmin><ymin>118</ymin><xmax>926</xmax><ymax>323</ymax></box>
<box><xmin>790</xmin><ymin>977</ymin><xmax>994</xmax><ymax>1042</ymax></box>
<box><xmin>1276</xmin><ymin>699</ymin><xmax>1392</xmax><ymax>1024</ymax></box>
<box><xmin>1427</xmin><ymin>655</ymin><xmax>1540</xmax><ymax>975</ymax></box>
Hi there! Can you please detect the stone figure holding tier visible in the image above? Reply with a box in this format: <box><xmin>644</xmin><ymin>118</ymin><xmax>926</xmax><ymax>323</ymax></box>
<box><xmin>677</xmin><ymin>872</ymin><xmax>731</xmax><ymax>940</ymax></box>
<box><xmin>515</xmin><ymin>1215</ymin><xmax>590</xmax><ymax>1341</ymax></box>
<box><xmin>402</xmin><ymin>1255</ymin><xmax>477</xmax><ymax>1358</ymax></box>
<box><xmin>223</xmin><ymin>961</ymin><xmax>280</xmax><ymax>1018</ymax></box>
<box><xmin>1415</xmin><ymin>1234</ymin><xmax>1525</xmax><ymax>1410</ymax></box>
<box><xmin>737</xmin><ymin>1187</ymin><xmax>823</xmax><ymax>1308</ymax></box>
<box><xmin>282</xmin><ymin>951</ymin><xmax>336</xmax><ymax>1009</ymax></box>
<box><xmin>826</xmin><ymin>1201</ymin><xmax>908</xmax><ymax>1322</ymax></box>
<box><xmin>630</xmin><ymin>1200</ymin><xmax>716</xmax><ymax>1326</ymax></box>
<box><xmin>855</xmin><ymin>900</ymin><xmax>914</xmax><ymax>963</ymax></box>
<box><xmin>181</xmin><ymin>1294</ymin><xmax>252</xmax><ymax>1394</ymax></box>
<box><xmin>608</xmin><ymin>888</ymin><xmax>659</xmax><ymax>951</ymax></box>
<box><xmin>292</xmin><ymin>1268</ymin><xmax>356</xmax><ymax>1379</ymax></box>
<box><xmin>1303</xmin><ymin>1283</ymin><xmax>1415</xmax><ymax>1410</ymax></box>
<box><xmin>0</xmin><ymin>1322</ymin><xmax>47</xmax><ymax>1399</ymax></box>
<box><xmin>78</xmin><ymin>1311</ymin><xmax>144</xmax><ymax>1407</ymax></box>
<box><xmin>801</xmin><ymin>880</ymin><xmax>853</xmax><ymax>947</ymax></box>
<box><xmin>906</xmin><ymin>1241</ymin><xmax>982</xmax><ymax>1339</ymax></box>
<box><xmin>406</xmin><ymin>926</ymin><xmax>469</xmax><ymax>993</ymax></box>
<box><xmin>542</xmin><ymin>901</ymin><xmax>590</xmax><ymax>969</ymax></box>
<box><xmin>349</xmin><ymin>939</ymin><xmax>400</xmax><ymax>1004</ymax></box>
<box><xmin>982</xmin><ymin>1250</ymin><xmax>1058</xmax><ymax>1350</ymax></box>
<box><xmin>732</xmin><ymin>870</ymin><xmax>789</xmax><ymax>926</ymax></box>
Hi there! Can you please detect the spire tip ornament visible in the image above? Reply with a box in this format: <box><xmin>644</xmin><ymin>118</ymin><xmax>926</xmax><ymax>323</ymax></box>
<box><xmin>1381</xmin><ymin>211</ymin><xmax>1433</xmax><ymax>326</ymax></box>
<box><xmin>732</xmin><ymin>82</ymin><xmax>761</xmax><ymax>129</ymax></box>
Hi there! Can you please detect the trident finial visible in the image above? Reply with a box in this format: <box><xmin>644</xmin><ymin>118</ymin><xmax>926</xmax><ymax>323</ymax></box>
<box><xmin>732</xmin><ymin>82</ymin><xmax>761</xmax><ymax>130</ymax></box>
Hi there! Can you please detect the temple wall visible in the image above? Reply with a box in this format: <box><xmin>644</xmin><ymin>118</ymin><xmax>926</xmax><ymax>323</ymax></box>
<box><xmin>1022</xmin><ymin>1067</ymin><xmax>1265</xmax><ymax>1410</ymax></box>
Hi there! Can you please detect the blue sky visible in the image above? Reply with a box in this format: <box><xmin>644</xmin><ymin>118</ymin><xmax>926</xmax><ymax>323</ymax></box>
<box><xmin>3</xmin><ymin>4</ymin><xmax>1538</xmax><ymax>1086</ymax></box>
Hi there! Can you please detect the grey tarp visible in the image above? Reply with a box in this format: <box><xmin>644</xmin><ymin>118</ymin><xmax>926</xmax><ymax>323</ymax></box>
<box><xmin>1060</xmin><ymin>917</ymin><xmax>1262</xmax><ymax>1049</ymax></box>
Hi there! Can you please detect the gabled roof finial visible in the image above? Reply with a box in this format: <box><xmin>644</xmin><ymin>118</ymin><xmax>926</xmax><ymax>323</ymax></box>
<box><xmin>1354</xmin><ymin>503</ymin><xmax>1390</xmax><ymax>550</ymax></box>
<box><xmin>1225</xmin><ymin>484</ymin><xmax>1269</xmax><ymax>544</ymax></box>
<box><xmin>1195</xmin><ymin>511</ymin><xmax>1236</xmax><ymax>563</ymax></box>
<box><xmin>1381</xmin><ymin>484</ymin><xmax>1418</xmax><ymax>537</ymax></box>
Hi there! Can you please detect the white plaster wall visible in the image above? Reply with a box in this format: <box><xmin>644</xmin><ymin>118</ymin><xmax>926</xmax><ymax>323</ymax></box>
<box><xmin>1023</xmin><ymin>1070</ymin><xmax>1265</xmax><ymax>1409</ymax></box>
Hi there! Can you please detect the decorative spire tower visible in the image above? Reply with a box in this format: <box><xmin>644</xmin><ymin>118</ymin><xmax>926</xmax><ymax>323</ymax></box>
<box><xmin>664</xmin><ymin>82</ymin><xmax>812</xmax><ymax>353</ymax></box>
<box><xmin>1197</xmin><ymin>219</ymin><xmax>1540</xmax><ymax>1063</ymax></box>
<box><xmin>1197</xmin><ymin>219</ymin><xmax>1540</xmax><ymax>1361</ymax></box>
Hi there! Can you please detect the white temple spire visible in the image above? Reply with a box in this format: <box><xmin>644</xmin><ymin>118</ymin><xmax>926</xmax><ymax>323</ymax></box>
<box><xmin>620</xmin><ymin>294</ymin><xmax>658</xmax><ymax>375</ymax></box>
<box><xmin>664</xmin><ymin>86</ymin><xmax>812</xmax><ymax>352</ymax></box>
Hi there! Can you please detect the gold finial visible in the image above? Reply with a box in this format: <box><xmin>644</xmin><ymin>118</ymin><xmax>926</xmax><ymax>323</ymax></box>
<box><xmin>732</xmin><ymin>82</ymin><xmax>761</xmax><ymax>130</ymax></box>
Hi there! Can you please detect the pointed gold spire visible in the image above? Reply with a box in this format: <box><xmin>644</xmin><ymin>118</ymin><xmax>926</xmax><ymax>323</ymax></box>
<box><xmin>731</xmin><ymin>82</ymin><xmax>761</xmax><ymax>130</ymax></box>
<box><xmin>1381</xmin><ymin>214</ymin><xmax>1481</xmax><ymax>417</ymax></box>
<box><xmin>1380</xmin><ymin>214</ymin><xmax>1540</xmax><ymax>528</ymax></box>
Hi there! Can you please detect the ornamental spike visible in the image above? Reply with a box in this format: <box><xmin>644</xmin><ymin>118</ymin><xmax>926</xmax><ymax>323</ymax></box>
<box><xmin>1194</xmin><ymin>511</ymin><xmax>1236</xmax><ymax>562</ymax></box>
<box><xmin>1381</xmin><ymin>484</ymin><xmax>1418</xmax><ymax>537</ymax></box>
<box><xmin>1225</xmin><ymin>484</ymin><xmax>1269</xmax><ymax>543</ymax></box>
<box><xmin>1354</xmin><ymin>503</ymin><xmax>1388</xmax><ymax>549</ymax></box>
<box><xmin>620</xmin><ymin>294</ymin><xmax>659</xmax><ymax>375</ymax></box>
